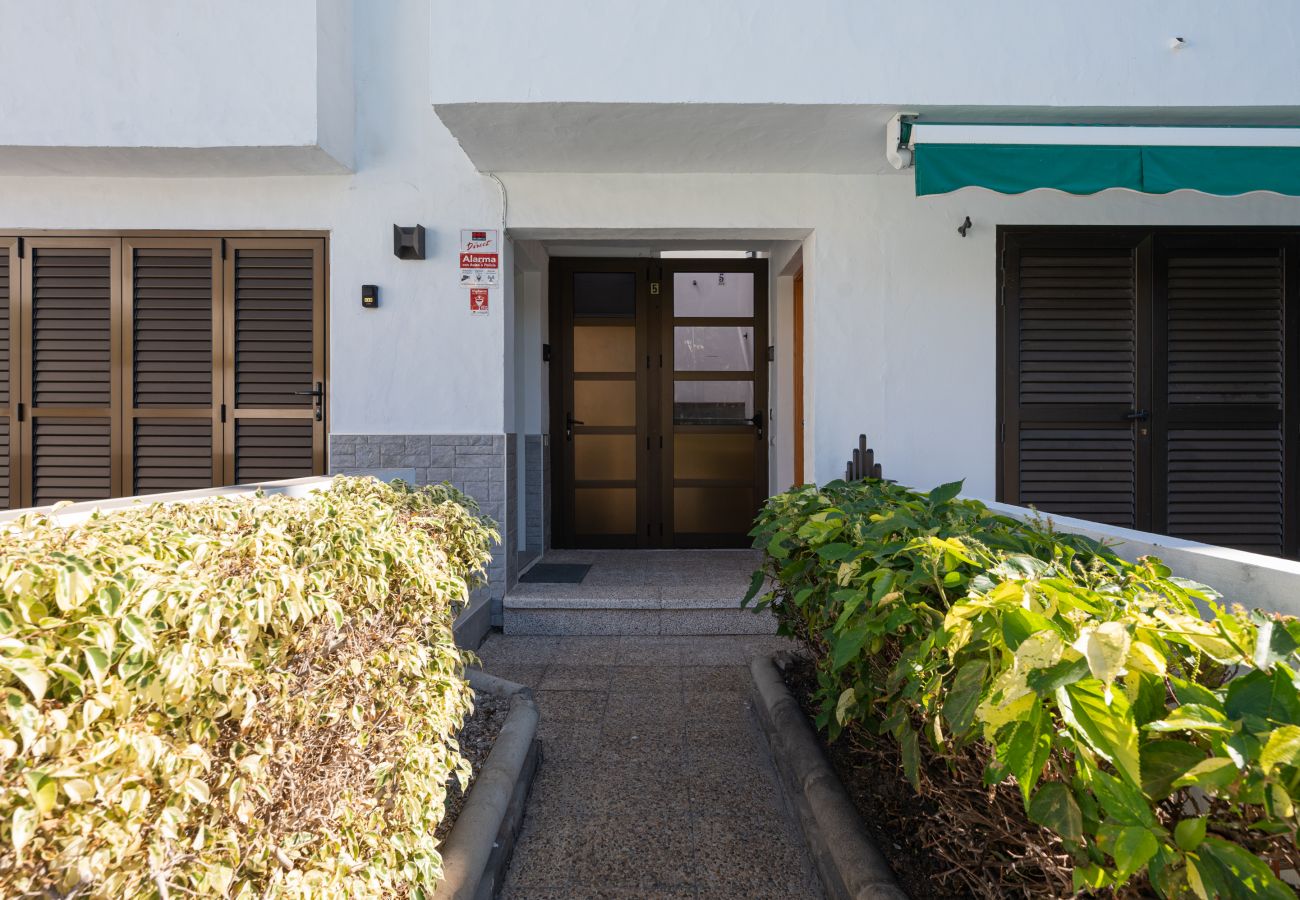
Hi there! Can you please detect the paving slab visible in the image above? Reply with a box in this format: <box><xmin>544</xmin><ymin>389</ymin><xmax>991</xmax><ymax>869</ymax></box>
<box><xmin>484</xmin><ymin>633</ymin><xmax>824</xmax><ymax>900</ymax></box>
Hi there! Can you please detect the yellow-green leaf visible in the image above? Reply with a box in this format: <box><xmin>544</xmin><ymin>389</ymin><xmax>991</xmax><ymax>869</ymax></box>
<box><xmin>1073</xmin><ymin>621</ymin><xmax>1131</xmax><ymax>686</ymax></box>
<box><xmin>1260</xmin><ymin>724</ymin><xmax>1300</xmax><ymax>774</ymax></box>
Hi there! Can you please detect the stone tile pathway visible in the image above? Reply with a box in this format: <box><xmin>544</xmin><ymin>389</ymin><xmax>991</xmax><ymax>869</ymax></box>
<box><xmin>476</xmin><ymin>634</ymin><xmax>825</xmax><ymax>899</ymax></box>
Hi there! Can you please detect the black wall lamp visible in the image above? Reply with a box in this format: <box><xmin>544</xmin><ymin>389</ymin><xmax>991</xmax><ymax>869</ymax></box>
<box><xmin>393</xmin><ymin>224</ymin><xmax>426</xmax><ymax>259</ymax></box>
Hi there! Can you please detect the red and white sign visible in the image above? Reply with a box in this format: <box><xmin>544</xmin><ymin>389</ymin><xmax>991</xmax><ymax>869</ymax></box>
<box><xmin>459</xmin><ymin>228</ymin><xmax>500</xmax><ymax>287</ymax></box>
<box><xmin>469</xmin><ymin>287</ymin><xmax>490</xmax><ymax>316</ymax></box>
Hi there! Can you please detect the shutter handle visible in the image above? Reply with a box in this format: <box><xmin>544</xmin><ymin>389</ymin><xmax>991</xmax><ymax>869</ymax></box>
<box><xmin>293</xmin><ymin>382</ymin><xmax>324</xmax><ymax>421</ymax></box>
<box><xmin>1124</xmin><ymin>409</ymin><xmax>1150</xmax><ymax>421</ymax></box>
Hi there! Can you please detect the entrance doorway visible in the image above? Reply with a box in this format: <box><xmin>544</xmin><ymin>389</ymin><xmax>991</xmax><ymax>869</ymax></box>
<box><xmin>549</xmin><ymin>257</ymin><xmax>768</xmax><ymax>548</ymax></box>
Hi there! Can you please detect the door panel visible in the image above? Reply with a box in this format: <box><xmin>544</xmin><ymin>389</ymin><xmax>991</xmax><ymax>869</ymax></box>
<box><xmin>554</xmin><ymin>259</ymin><xmax>649</xmax><ymax>548</ymax></box>
<box><xmin>223</xmin><ymin>239</ymin><xmax>326</xmax><ymax>485</ymax></box>
<box><xmin>21</xmin><ymin>238</ymin><xmax>122</xmax><ymax>506</ymax></box>
<box><xmin>0</xmin><ymin>239</ymin><xmax>17</xmax><ymax>509</ymax></box>
<box><xmin>1001</xmin><ymin>233</ymin><xmax>1146</xmax><ymax>528</ymax></box>
<box><xmin>1153</xmin><ymin>234</ymin><xmax>1292</xmax><ymax>556</ymax></box>
<box><xmin>123</xmin><ymin>238</ymin><xmax>223</xmax><ymax>494</ymax></box>
<box><xmin>660</xmin><ymin>261</ymin><xmax>768</xmax><ymax>548</ymax></box>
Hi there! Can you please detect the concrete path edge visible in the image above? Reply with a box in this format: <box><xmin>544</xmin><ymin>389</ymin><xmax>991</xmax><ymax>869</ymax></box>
<box><xmin>434</xmin><ymin>668</ymin><xmax>542</xmax><ymax>900</ymax></box>
<box><xmin>750</xmin><ymin>653</ymin><xmax>910</xmax><ymax>900</ymax></box>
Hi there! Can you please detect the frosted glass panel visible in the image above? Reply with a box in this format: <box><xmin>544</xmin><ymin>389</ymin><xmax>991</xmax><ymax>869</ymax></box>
<box><xmin>674</xmin><ymin>486</ymin><xmax>756</xmax><ymax>534</ymax></box>
<box><xmin>574</xmin><ymin>326</ymin><xmax>635</xmax><ymax>372</ymax></box>
<box><xmin>675</xmin><ymin>433</ymin><xmax>754</xmax><ymax>481</ymax></box>
<box><xmin>575</xmin><ymin>488</ymin><xmax>636</xmax><ymax>533</ymax></box>
<box><xmin>574</xmin><ymin>434</ymin><xmax>636</xmax><ymax>481</ymax></box>
<box><xmin>675</xmin><ymin>326</ymin><xmax>754</xmax><ymax>372</ymax></box>
<box><xmin>574</xmin><ymin>381</ymin><xmax>636</xmax><ymax>427</ymax></box>
<box><xmin>674</xmin><ymin>272</ymin><xmax>754</xmax><ymax>317</ymax></box>
<box><xmin>574</xmin><ymin>272</ymin><xmax>635</xmax><ymax>318</ymax></box>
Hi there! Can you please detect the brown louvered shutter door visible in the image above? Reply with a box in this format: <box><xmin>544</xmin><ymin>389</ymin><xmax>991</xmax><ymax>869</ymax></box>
<box><xmin>1153</xmin><ymin>234</ymin><xmax>1294</xmax><ymax>555</ymax></box>
<box><xmin>20</xmin><ymin>238</ymin><xmax>122</xmax><ymax>506</ymax></box>
<box><xmin>123</xmin><ymin>239</ymin><xmax>222</xmax><ymax>494</ymax></box>
<box><xmin>223</xmin><ymin>238</ymin><xmax>325</xmax><ymax>484</ymax></box>
<box><xmin>1000</xmin><ymin>232</ymin><xmax>1148</xmax><ymax>528</ymax></box>
<box><xmin>0</xmin><ymin>239</ymin><xmax>18</xmax><ymax>508</ymax></box>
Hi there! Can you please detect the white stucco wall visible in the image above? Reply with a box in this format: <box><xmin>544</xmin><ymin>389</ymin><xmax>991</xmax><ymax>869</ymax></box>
<box><xmin>0</xmin><ymin>0</ymin><xmax>353</xmax><ymax>173</ymax></box>
<box><xmin>0</xmin><ymin>0</ymin><xmax>501</xmax><ymax>434</ymax></box>
<box><xmin>430</xmin><ymin>0</ymin><xmax>1300</xmax><ymax>109</ymax></box>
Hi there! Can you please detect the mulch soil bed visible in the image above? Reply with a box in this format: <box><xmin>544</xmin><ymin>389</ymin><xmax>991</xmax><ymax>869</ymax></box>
<box><xmin>784</xmin><ymin>656</ymin><xmax>1088</xmax><ymax>900</ymax></box>
<box><xmin>434</xmin><ymin>689</ymin><xmax>512</xmax><ymax>844</ymax></box>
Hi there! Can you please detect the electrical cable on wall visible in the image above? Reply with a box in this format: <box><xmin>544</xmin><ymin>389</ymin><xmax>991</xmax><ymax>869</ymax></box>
<box><xmin>489</xmin><ymin>172</ymin><xmax>508</xmax><ymax>228</ymax></box>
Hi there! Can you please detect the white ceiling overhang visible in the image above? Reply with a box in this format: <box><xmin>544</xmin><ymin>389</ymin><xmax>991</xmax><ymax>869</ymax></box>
<box><xmin>434</xmin><ymin>102</ymin><xmax>1300</xmax><ymax>175</ymax></box>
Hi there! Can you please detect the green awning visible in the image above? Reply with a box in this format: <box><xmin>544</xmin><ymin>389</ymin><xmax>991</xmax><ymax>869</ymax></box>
<box><xmin>908</xmin><ymin>125</ymin><xmax>1300</xmax><ymax>197</ymax></box>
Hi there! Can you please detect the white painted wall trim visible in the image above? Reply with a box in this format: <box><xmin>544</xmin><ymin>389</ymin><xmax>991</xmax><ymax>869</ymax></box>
<box><xmin>0</xmin><ymin>476</ymin><xmax>337</xmax><ymax>529</ymax></box>
<box><xmin>983</xmin><ymin>499</ymin><xmax>1300</xmax><ymax>617</ymax></box>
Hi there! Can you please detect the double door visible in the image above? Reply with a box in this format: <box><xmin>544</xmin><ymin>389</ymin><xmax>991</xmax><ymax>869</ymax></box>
<box><xmin>551</xmin><ymin>258</ymin><xmax>768</xmax><ymax>548</ymax></box>
<box><xmin>0</xmin><ymin>234</ymin><xmax>326</xmax><ymax>509</ymax></box>
<box><xmin>999</xmin><ymin>228</ymin><xmax>1297</xmax><ymax>556</ymax></box>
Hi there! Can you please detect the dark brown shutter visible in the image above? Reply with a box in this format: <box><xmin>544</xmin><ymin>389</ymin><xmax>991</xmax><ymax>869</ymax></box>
<box><xmin>1001</xmin><ymin>233</ymin><xmax>1145</xmax><ymax>527</ymax></box>
<box><xmin>133</xmin><ymin>419</ymin><xmax>215</xmax><ymax>493</ymax></box>
<box><xmin>0</xmin><ymin>240</ymin><xmax>16</xmax><ymax>509</ymax></box>
<box><xmin>22</xmin><ymin>239</ymin><xmax>121</xmax><ymax>506</ymax></box>
<box><xmin>235</xmin><ymin>420</ymin><xmax>315</xmax><ymax>482</ymax></box>
<box><xmin>223</xmin><ymin>239</ymin><xmax>325</xmax><ymax>484</ymax></box>
<box><xmin>123</xmin><ymin>240</ymin><xmax>221</xmax><ymax>494</ymax></box>
<box><xmin>1153</xmin><ymin>235</ymin><xmax>1291</xmax><ymax>555</ymax></box>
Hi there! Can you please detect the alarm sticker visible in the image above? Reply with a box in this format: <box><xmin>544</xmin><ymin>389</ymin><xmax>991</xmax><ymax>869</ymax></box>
<box><xmin>469</xmin><ymin>287</ymin><xmax>489</xmax><ymax>315</ymax></box>
<box><xmin>459</xmin><ymin>229</ymin><xmax>500</xmax><ymax>287</ymax></box>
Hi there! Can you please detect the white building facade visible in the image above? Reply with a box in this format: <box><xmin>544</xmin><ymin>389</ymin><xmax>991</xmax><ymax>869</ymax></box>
<box><xmin>3</xmin><ymin>0</ymin><xmax>1300</xmax><ymax>621</ymax></box>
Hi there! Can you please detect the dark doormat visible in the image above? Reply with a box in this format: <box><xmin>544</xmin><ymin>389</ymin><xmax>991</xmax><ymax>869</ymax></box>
<box><xmin>519</xmin><ymin>563</ymin><xmax>591</xmax><ymax>584</ymax></box>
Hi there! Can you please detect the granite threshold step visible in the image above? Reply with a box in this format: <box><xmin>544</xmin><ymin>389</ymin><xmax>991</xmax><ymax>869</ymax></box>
<box><xmin>502</xmin><ymin>591</ymin><xmax>776</xmax><ymax>636</ymax></box>
<box><xmin>504</xmin><ymin>548</ymin><xmax>775</xmax><ymax>636</ymax></box>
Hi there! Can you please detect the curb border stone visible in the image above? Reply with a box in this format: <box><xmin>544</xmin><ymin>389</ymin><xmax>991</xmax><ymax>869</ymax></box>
<box><xmin>751</xmin><ymin>653</ymin><xmax>909</xmax><ymax>900</ymax></box>
<box><xmin>434</xmin><ymin>669</ymin><xmax>541</xmax><ymax>900</ymax></box>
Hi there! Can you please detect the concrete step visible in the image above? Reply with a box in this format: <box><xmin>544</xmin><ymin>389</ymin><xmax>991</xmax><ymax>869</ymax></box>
<box><xmin>502</xmin><ymin>593</ymin><xmax>777</xmax><ymax>636</ymax></box>
<box><xmin>504</xmin><ymin>548</ymin><xmax>776</xmax><ymax>636</ymax></box>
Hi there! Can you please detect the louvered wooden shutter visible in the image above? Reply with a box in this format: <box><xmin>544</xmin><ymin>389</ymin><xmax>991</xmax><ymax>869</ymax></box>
<box><xmin>21</xmin><ymin>239</ymin><xmax>121</xmax><ymax>506</ymax></box>
<box><xmin>223</xmin><ymin>239</ymin><xmax>325</xmax><ymax>484</ymax></box>
<box><xmin>1000</xmin><ymin>233</ymin><xmax>1145</xmax><ymax>527</ymax></box>
<box><xmin>123</xmin><ymin>239</ymin><xmax>222</xmax><ymax>494</ymax></box>
<box><xmin>0</xmin><ymin>239</ymin><xmax>17</xmax><ymax>509</ymax></box>
<box><xmin>1153</xmin><ymin>235</ymin><xmax>1291</xmax><ymax>555</ymax></box>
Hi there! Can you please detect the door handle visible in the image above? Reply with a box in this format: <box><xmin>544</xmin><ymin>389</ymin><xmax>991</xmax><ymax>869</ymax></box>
<box><xmin>293</xmin><ymin>382</ymin><xmax>324</xmax><ymax>422</ymax></box>
<box><xmin>750</xmin><ymin>411</ymin><xmax>764</xmax><ymax>440</ymax></box>
<box><xmin>565</xmin><ymin>412</ymin><xmax>584</xmax><ymax>440</ymax></box>
<box><xmin>1124</xmin><ymin>409</ymin><xmax>1150</xmax><ymax>421</ymax></box>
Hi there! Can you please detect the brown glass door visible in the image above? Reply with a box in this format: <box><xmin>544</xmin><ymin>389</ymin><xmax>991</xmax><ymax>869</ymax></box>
<box><xmin>553</xmin><ymin>259</ymin><xmax>652</xmax><ymax>547</ymax></box>
<box><xmin>659</xmin><ymin>260</ymin><xmax>768</xmax><ymax>547</ymax></box>
<box><xmin>552</xmin><ymin>257</ymin><xmax>768</xmax><ymax>548</ymax></box>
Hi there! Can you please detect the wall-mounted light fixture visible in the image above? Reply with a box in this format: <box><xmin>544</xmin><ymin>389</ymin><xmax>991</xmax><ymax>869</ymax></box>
<box><xmin>393</xmin><ymin>224</ymin><xmax>426</xmax><ymax>260</ymax></box>
<box><xmin>958</xmin><ymin>216</ymin><xmax>973</xmax><ymax>238</ymax></box>
<box><xmin>361</xmin><ymin>284</ymin><xmax>379</xmax><ymax>308</ymax></box>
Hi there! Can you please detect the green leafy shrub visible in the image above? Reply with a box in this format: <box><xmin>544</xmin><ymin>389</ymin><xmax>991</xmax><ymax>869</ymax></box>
<box><xmin>0</xmin><ymin>476</ymin><xmax>497</xmax><ymax>898</ymax></box>
<box><xmin>747</xmin><ymin>478</ymin><xmax>1300</xmax><ymax>898</ymax></box>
